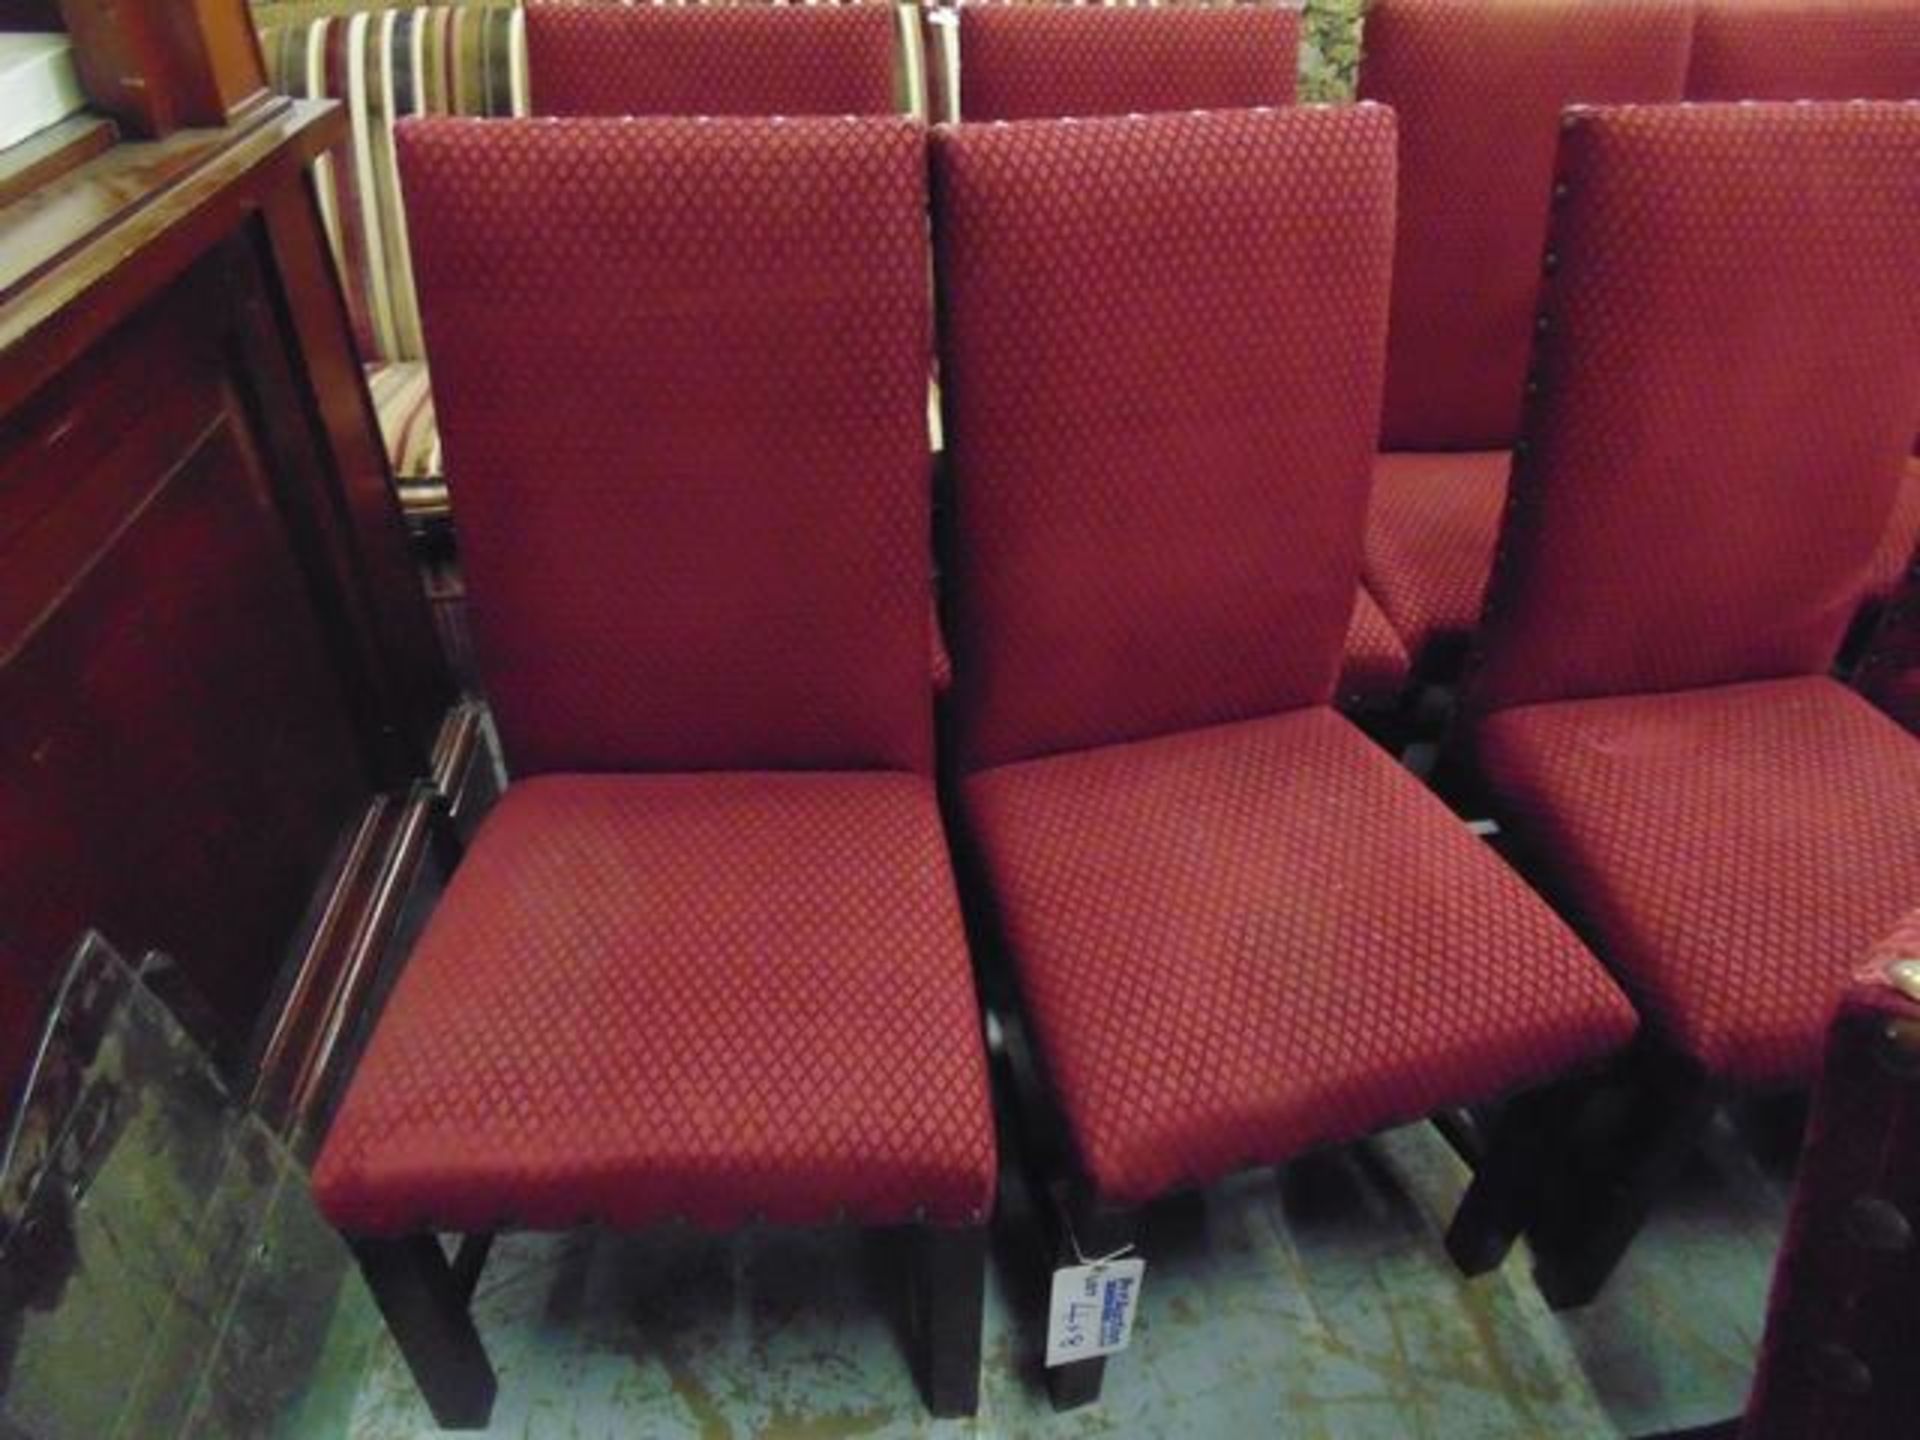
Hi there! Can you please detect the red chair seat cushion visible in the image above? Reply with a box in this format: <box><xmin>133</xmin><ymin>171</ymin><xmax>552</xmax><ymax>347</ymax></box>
<box><xmin>1362</xmin><ymin>450</ymin><xmax>1511</xmax><ymax>674</ymax></box>
<box><xmin>961</xmin><ymin>706</ymin><xmax>1636</xmax><ymax>1206</ymax></box>
<box><xmin>1475</xmin><ymin>676</ymin><xmax>1920</xmax><ymax>1088</ymax></box>
<box><xmin>313</xmin><ymin>773</ymin><xmax>997</xmax><ymax>1235</ymax></box>
<box><xmin>1338</xmin><ymin>588</ymin><xmax>1413</xmax><ymax>711</ymax></box>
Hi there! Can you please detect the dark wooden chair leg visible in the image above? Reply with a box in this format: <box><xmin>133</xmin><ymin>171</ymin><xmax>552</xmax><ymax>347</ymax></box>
<box><xmin>1046</xmin><ymin>1194</ymin><xmax>1138</xmax><ymax>1413</ymax></box>
<box><xmin>1526</xmin><ymin>1054</ymin><xmax>1716</xmax><ymax>1310</ymax></box>
<box><xmin>350</xmin><ymin>1234</ymin><xmax>497</xmax><ymax>1429</ymax></box>
<box><xmin>916</xmin><ymin>1225</ymin><xmax>988</xmax><ymax>1418</ymax></box>
<box><xmin>1446</xmin><ymin>1079</ymin><xmax>1590</xmax><ymax>1276</ymax></box>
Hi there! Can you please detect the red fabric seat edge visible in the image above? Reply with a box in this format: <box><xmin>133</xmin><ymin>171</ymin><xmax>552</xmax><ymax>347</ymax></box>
<box><xmin>1473</xmin><ymin>678</ymin><xmax>1920</xmax><ymax>1088</ymax></box>
<box><xmin>963</xmin><ymin>707</ymin><xmax>1638</xmax><ymax>1207</ymax></box>
<box><xmin>313</xmin><ymin>773</ymin><xmax>997</xmax><ymax>1237</ymax></box>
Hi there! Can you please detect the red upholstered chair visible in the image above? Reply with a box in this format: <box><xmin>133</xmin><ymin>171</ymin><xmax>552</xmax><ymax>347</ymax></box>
<box><xmin>1685</xmin><ymin>0</ymin><xmax>1920</xmax><ymax>612</ymax></box>
<box><xmin>934</xmin><ymin>2</ymin><xmax>1298</xmax><ymax>123</ymax></box>
<box><xmin>1687</xmin><ymin>0</ymin><xmax>1920</xmax><ymax>102</ymax></box>
<box><xmin>523</xmin><ymin>3</ymin><xmax>953</xmax><ymax>702</ymax></box>
<box><xmin>1738</xmin><ymin>911</ymin><xmax>1920</xmax><ymax>1440</ymax></box>
<box><xmin>525</xmin><ymin>2</ymin><xmax>919</xmax><ymax>118</ymax></box>
<box><xmin>930</xmin><ymin>106</ymin><xmax>1639</xmax><ymax>1407</ymax></box>
<box><xmin>925</xmin><ymin>2</ymin><xmax>1414</xmax><ymax>708</ymax></box>
<box><xmin>1355</xmin><ymin>0</ymin><xmax>1693</xmax><ymax>681</ymax></box>
<box><xmin>311</xmin><ymin>116</ymin><xmax>996</xmax><ymax>1426</ymax></box>
<box><xmin>1458</xmin><ymin>103</ymin><xmax>1920</xmax><ymax>1307</ymax></box>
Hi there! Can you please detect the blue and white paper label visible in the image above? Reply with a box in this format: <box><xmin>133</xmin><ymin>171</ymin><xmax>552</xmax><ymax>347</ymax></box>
<box><xmin>1044</xmin><ymin>1258</ymin><xmax>1146</xmax><ymax>1368</ymax></box>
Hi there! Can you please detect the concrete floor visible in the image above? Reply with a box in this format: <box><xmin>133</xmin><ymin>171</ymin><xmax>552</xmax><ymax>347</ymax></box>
<box><xmin>295</xmin><ymin>1114</ymin><xmax>1787</xmax><ymax>1440</ymax></box>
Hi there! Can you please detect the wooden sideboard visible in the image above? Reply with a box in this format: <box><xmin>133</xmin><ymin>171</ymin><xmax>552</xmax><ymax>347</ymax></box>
<box><xmin>0</xmin><ymin>6</ymin><xmax>467</xmax><ymax>1143</ymax></box>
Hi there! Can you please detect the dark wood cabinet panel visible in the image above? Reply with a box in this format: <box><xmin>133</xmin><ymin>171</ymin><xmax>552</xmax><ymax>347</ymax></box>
<box><xmin>0</xmin><ymin>83</ymin><xmax>457</xmax><ymax>1123</ymax></box>
<box><xmin>0</xmin><ymin>259</ymin><xmax>369</xmax><ymax>1066</ymax></box>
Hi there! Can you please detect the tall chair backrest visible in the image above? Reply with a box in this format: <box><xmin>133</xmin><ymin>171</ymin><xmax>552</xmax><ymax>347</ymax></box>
<box><xmin>1685</xmin><ymin>0</ymin><xmax>1920</xmax><ymax>476</ymax></box>
<box><xmin>940</xmin><ymin>4</ymin><xmax>1298</xmax><ymax>122</ymax></box>
<box><xmin>1357</xmin><ymin>0</ymin><xmax>1693</xmax><ymax>450</ymax></box>
<box><xmin>1688</xmin><ymin>0</ymin><xmax>1920</xmax><ymax>99</ymax></box>
<box><xmin>1467</xmin><ymin>103</ymin><xmax>1920</xmax><ymax>713</ymax></box>
<box><xmin>396</xmin><ymin>116</ymin><xmax>936</xmax><ymax>775</ymax></box>
<box><xmin>931</xmin><ymin>107</ymin><xmax>1397</xmax><ymax>770</ymax></box>
<box><xmin>526</xmin><ymin>3</ymin><xmax>919</xmax><ymax>118</ymax></box>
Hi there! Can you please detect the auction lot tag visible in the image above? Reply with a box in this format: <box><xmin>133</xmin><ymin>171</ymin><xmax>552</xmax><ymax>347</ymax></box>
<box><xmin>1044</xmin><ymin>1257</ymin><xmax>1146</xmax><ymax>1367</ymax></box>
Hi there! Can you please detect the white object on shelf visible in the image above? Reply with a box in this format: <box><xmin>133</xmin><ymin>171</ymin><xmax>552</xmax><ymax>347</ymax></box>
<box><xmin>0</xmin><ymin>34</ymin><xmax>86</xmax><ymax>153</ymax></box>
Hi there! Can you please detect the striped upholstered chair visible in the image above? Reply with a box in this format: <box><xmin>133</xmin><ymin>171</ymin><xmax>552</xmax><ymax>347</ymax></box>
<box><xmin>258</xmin><ymin>4</ymin><xmax>529</xmax><ymax>521</ymax></box>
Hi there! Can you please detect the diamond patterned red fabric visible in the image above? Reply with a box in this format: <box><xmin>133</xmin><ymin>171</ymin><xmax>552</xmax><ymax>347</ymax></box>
<box><xmin>962</xmin><ymin>708</ymin><xmax>1637</xmax><ymax>1205</ymax></box>
<box><xmin>931</xmin><ymin>108</ymin><xmax>1397</xmax><ymax>769</ymax></box>
<box><xmin>1684</xmin><ymin>3</ymin><xmax>1920</xmax><ymax>604</ymax></box>
<box><xmin>952</xmin><ymin>4</ymin><xmax>1298</xmax><ymax>121</ymax></box>
<box><xmin>526</xmin><ymin>5</ymin><xmax>902</xmax><ymax>117</ymax></box>
<box><xmin>313</xmin><ymin>773</ymin><xmax>997</xmax><ymax>1234</ymax></box>
<box><xmin>1474</xmin><ymin>679</ymin><xmax>1920</xmax><ymax>1088</ymax></box>
<box><xmin>1358</xmin><ymin>0</ymin><xmax>1692</xmax><ymax>450</ymax></box>
<box><xmin>1468</xmin><ymin>104</ymin><xmax>1920</xmax><ymax>713</ymax></box>
<box><xmin>1687</xmin><ymin>0</ymin><xmax>1920</xmax><ymax>100</ymax></box>
<box><xmin>396</xmin><ymin>117</ymin><xmax>934</xmax><ymax>774</ymax></box>
<box><xmin>1361</xmin><ymin>450</ymin><xmax>1511</xmax><ymax>673</ymax></box>
<box><xmin>1338</xmin><ymin>588</ymin><xmax>1413</xmax><ymax>711</ymax></box>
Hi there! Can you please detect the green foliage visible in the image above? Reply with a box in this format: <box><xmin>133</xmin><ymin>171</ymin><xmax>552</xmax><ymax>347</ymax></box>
<box><xmin>1298</xmin><ymin>0</ymin><xmax>1367</xmax><ymax>104</ymax></box>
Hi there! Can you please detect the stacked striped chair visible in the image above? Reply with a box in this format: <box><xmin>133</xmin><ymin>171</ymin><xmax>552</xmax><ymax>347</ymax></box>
<box><xmin>258</xmin><ymin>4</ymin><xmax>529</xmax><ymax>519</ymax></box>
